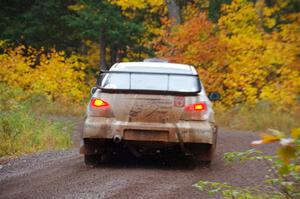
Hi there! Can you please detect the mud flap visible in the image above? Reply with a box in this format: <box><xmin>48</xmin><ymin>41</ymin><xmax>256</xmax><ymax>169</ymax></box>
<box><xmin>174</xmin><ymin>124</ymin><xmax>191</xmax><ymax>156</ymax></box>
<box><xmin>80</xmin><ymin>139</ymin><xmax>105</xmax><ymax>155</ymax></box>
<box><xmin>186</xmin><ymin>124</ymin><xmax>218</xmax><ymax>161</ymax></box>
<box><xmin>175</xmin><ymin>131</ymin><xmax>190</xmax><ymax>155</ymax></box>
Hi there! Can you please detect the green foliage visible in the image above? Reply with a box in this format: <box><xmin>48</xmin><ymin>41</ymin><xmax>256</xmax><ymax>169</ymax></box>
<box><xmin>195</xmin><ymin>129</ymin><xmax>300</xmax><ymax>198</ymax></box>
<box><xmin>0</xmin><ymin>0</ymin><xmax>80</xmax><ymax>50</ymax></box>
<box><xmin>195</xmin><ymin>180</ymin><xmax>270</xmax><ymax>199</ymax></box>
<box><xmin>208</xmin><ymin>0</ymin><xmax>231</xmax><ymax>22</ymax></box>
<box><xmin>223</xmin><ymin>149</ymin><xmax>272</xmax><ymax>163</ymax></box>
<box><xmin>0</xmin><ymin>0</ymin><xmax>155</xmax><ymax>64</ymax></box>
<box><xmin>65</xmin><ymin>0</ymin><xmax>149</xmax><ymax>64</ymax></box>
<box><xmin>0</xmin><ymin>84</ymin><xmax>73</xmax><ymax>157</ymax></box>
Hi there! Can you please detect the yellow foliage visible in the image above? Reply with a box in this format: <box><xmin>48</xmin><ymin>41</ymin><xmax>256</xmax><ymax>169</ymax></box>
<box><xmin>261</xmin><ymin>134</ymin><xmax>281</xmax><ymax>144</ymax></box>
<box><xmin>218</xmin><ymin>0</ymin><xmax>300</xmax><ymax>109</ymax></box>
<box><xmin>252</xmin><ymin>127</ymin><xmax>300</xmax><ymax>165</ymax></box>
<box><xmin>108</xmin><ymin>0</ymin><xmax>166</xmax><ymax>22</ymax></box>
<box><xmin>291</xmin><ymin>128</ymin><xmax>300</xmax><ymax>139</ymax></box>
<box><xmin>85</xmin><ymin>40</ymin><xmax>100</xmax><ymax>69</ymax></box>
<box><xmin>0</xmin><ymin>45</ymin><xmax>88</xmax><ymax>102</ymax></box>
<box><xmin>108</xmin><ymin>0</ymin><xmax>164</xmax><ymax>12</ymax></box>
<box><xmin>67</xmin><ymin>4</ymin><xmax>86</xmax><ymax>12</ymax></box>
<box><xmin>181</xmin><ymin>3</ymin><xmax>203</xmax><ymax>21</ymax></box>
<box><xmin>157</xmin><ymin>0</ymin><xmax>299</xmax><ymax>110</ymax></box>
<box><xmin>108</xmin><ymin>0</ymin><xmax>166</xmax><ymax>42</ymax></box>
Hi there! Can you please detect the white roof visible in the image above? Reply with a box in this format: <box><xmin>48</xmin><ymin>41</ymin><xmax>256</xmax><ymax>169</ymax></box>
<box><xmin>110</xmin><ymin>62</ymin><xmax>197</xmax><ymax>75</ymax></box>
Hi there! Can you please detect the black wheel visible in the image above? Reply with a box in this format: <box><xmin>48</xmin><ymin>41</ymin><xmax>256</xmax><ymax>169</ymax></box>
<box><xmin>82</xmin><ymin>138</ymin><xmax>107</xmax><ymax>166</ymax></box>
<box><xmin>187</xmin><ymin>142</ymin><xmax>216</xmax><ymax>166</ymax></box>
<box><xmin>84</xmin><ymin>154</ymin><xmax>99</xmax><ymax>166</ymax></box>
<box><xmin>194</xmin><ymin>127</ymin><xmax>218</xmax><ymax>165</ymax></box>
<box><xmin>201</xmin><ymin>160</ymin><xmax>212</xmax><ymax>167</ymax></box>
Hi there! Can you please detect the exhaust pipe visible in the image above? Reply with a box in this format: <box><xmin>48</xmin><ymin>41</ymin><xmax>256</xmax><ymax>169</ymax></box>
<box><xmin>113</xmin><ymin>135</ymin><xmax>122</xmax><ymax>143</ymax></box>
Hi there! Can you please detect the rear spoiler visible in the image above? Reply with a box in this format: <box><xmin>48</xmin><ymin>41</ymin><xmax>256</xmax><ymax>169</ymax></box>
<box><xmin>97</xmin><ymin>70</ymin><xmax>201</xmax><ymax>96</ymax></box>
<box><xmin>99</xmin><ymin>70</ymin><xmax>199</xmax><ymax>77</ymax></box>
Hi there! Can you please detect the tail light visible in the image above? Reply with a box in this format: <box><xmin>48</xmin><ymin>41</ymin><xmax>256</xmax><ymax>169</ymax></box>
<box><xmin>89</xmin><ymin>98</ymin><xmax>112</xmax><ymax>117</ymax></box>
<box><xmin>91</xmin><ymin>98</ymin><xmax>109</xmax><ymax>108</ymax></box>
<box><xmin>184</xmin><ymin>102</ymin><xmax>206</xmax><ymax>112</ymax></box>
<box><xmin>181</xmin><ymin>102</ymin><xmax>207</xmax><ymax>121</ymax></box>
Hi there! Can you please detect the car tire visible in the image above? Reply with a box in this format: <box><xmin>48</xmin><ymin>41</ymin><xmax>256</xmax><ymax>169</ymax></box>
<box><xmin>192</xmin><ymin>144</ymin><xmax>214</xmax><ymax>161</ymax></box>
<box><xmin>205</xmin><ymin>126</ymin><xmax>218</xmax><ymax>163</ymax></box>
<box><xmin>188</xmin><ymin>129</ymin><xmax>217</xmax><ymax>165</ymax></box>
<box><xmin>84</xmin><ymin>154</ymin><xmax>99</xmax><ymax>166</ymax></box>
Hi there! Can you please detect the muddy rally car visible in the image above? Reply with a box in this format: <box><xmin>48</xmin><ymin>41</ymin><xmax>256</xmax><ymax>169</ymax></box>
<box><xmin>80</xmin><ymin>61</ymin><xmax>220</xmax><ymax>165</ymax></box>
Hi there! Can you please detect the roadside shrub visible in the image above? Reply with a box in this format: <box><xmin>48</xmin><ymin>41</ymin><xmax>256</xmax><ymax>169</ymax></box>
<box><xmin>0</xmin><ymin>84</ymin><xmax>73</xmax><ymax>157</ymax></box>
<box><xmin>0</xmin><ymin>44</ymin><xmax>89</xmax><ymax>103</ymax></box>
<box><xmin>194</xmin><ymin>128</ymin><xmax>300</xmax><ymax>199</ymax></box>
<box><xmin>215</xmin><ymin>102</ymin><xmax>300</xmax><ymax>132</ymax></box>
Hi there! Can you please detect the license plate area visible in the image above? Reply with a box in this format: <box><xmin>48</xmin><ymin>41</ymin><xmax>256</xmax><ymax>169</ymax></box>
<box><xmin>124</xmin><ymin>130</ymin><xmax>169</xmax><ymax>142</ymax></box>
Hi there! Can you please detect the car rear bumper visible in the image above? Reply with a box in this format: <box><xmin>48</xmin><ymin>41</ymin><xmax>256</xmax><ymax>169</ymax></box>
<box><xmin>82</xmin><ymin>117</ymin><xmax>216</xmax><ymax>144</ymax></box>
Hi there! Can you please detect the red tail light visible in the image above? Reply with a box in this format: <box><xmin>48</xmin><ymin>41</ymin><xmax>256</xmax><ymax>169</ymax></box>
<box><xmin>185</xmin><ymin>102</ymin><xmax>206</xmax><ymax>112</ymax></box>
<box><xmin>181</xmin><ymin>102</ymin><xmax>207</xmax><ymax>121</ymax></box>
<box><xmin>91</xmin><ymin>98</ymin><xmax>109</xmax><ymax>108</ymax></box>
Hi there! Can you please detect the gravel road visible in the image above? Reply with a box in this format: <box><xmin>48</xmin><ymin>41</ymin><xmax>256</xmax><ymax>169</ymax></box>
<box><xmin>0</xmin><ymin>118</ymin><xmax>276</xmax><ymax>199</ymax></box>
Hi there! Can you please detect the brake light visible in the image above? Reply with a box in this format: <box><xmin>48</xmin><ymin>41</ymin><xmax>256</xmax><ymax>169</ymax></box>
<box><xmin>181</xmin><ymin>102</ymin><xmax>207</xmax><ymax>121</ymax></box>
<box><xmin>194</xmin><ymin>103</ymin><xmax>206</xmax><ymax>111</ymax></box>
<box><xmin>91</xmin><ymin>98</ymin><xmax>109</xmax><ymax>108</ymax></box>
<box><xmin>185</xmin><ymin>102</ymin><xmax>206</xmax><ymax>112</ymax></box>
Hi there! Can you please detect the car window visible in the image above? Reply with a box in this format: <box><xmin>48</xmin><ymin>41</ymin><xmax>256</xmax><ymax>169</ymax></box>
<box><xmin>168</xmin><ymin>75</ymin><xmax>199</xmax><ymax>92</ymax></box>
<box><xmin>101</xmin><ymin>73</ymin><xmax>130</xmax><ymax>89</ymax></box>
<box><xmin>101</xmin><ymin>72</ymin><xmax>200</xmax><ymax>93</ymax></box>
<box><xmin>131</xmin><ymin>74</ymin><xmax>168</xmax><ymax>90</ymax></box>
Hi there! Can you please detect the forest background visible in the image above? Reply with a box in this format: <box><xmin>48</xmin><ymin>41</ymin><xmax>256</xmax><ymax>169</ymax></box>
<box><xmin>0</xmin><ymin>0</ymin><xmax>299</xmax><ymax>155</ymax></box>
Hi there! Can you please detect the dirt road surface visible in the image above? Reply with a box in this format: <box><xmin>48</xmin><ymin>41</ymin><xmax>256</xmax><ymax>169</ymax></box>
<box><xmin>0</xmin><ymin>118</ymin><xmax>276</xmax><ymax>199</ymax></box>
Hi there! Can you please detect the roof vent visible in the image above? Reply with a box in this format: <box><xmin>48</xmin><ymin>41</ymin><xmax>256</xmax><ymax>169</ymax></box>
<box><xmin>143</xmin><ymin>58</ymin><xmax>169</xmax><ymax>63</ymax></box>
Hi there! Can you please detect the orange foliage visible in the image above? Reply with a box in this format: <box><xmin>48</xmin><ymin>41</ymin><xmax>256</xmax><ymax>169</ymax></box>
<box><xmin>156</xmin><ymin>13</ymin><xmax>227</xmax><ymax>94</ymax></box>
<box><xmin>156</xmin><ymin>0</ymin><xmax>300</xmax><ymax>110</ymax></box>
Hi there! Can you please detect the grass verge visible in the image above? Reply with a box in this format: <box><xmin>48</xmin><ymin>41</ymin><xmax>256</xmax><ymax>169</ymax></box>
<box><xmin>0</xmin><ymin>84</ymin><xmax>78</xmax><ymax>157</ymax></box>
<box><xmin>216</xmin><ymin>102</ymin><xmax>300</xmax><ymax>132</ymax></box>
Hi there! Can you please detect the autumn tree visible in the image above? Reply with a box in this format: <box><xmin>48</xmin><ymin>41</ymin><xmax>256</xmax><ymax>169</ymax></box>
<box><xmin>0</xmin><ymin>45</ymin><xmax>88</xmax><ymax>102</ymax></box>
<box><xmin>157</xmin><ymin>0</ymin><xmax>300</xmax><ymax>110</ymax></box>
<box><xmin>156</xmin><ymin>13</ymin><xmax>226</xmax><ymax>94</ymax></box>
<box><xmin>218</xmin><ymin>0</ymin><xmax>300</xmax><ymax>108</ymax></box>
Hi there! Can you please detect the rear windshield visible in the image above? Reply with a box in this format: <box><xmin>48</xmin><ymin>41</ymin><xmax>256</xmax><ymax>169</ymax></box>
<box><xmin>99</xmin><ymin>72</ymin><xmax>201</xmax><ymax>93</ymax></box>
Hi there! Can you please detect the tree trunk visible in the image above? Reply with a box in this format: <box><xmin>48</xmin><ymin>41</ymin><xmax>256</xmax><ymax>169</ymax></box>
<box><xmin>110</xmin><ymin>47</ymin><xmax>117</xmax><ymax>66</ymax></box>
<box><xmin>165</xmin><ymin>0</ymin><xmax>181</xmax><ymax>26</ymax></box>
<box><xmin>99</xmin><ymin>31</ymin><xmax>107</xmax><ymax>71</ymax></box>
<box><xmin>255</xmin><ymin>0</ymin><xmax>265</xmax><ymax>31</ymax></box>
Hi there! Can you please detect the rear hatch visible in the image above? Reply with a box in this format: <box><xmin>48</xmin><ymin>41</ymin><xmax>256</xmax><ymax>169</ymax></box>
<box><xmin>98</xmin><ymin>70</ymin><xmax>200</xmax><ymax>122</ymax></box>
<box><xmin>92</xmin><ymin>69</ymin><xmax>204</xmax><ymax>123</ymax></box>
<box><xmin>99</xmin><ymin>93</ymin><xmax>185</xmax><ymax>123</ymax></box>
